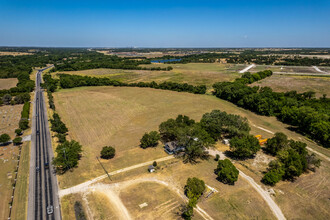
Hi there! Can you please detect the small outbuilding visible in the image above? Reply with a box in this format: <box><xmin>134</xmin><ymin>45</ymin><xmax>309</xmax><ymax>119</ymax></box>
<box><xmin>148</xmin><ymin>165</ymin><xmax>155</xmax><ymax>173</ymax></box>
<box><xmin>222</xmin><ymin>139</ymin><xmax>230</xmax><ymax>145</ymax></box>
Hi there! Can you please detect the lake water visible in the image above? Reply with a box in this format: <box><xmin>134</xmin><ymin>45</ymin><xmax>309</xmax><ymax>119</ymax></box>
<box><xmin>151</xmin><ymin>58</ymin><xmax>182</xmax><ymax>63</ymax></box>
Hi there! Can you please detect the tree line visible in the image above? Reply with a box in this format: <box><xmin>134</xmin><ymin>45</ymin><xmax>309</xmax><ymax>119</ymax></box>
<box><xmin>57</xmin><ymin>74</ymin><xmax>207</xmax><ymax>94</ymax></box>
<box><xmin>42</xmin><ymin>73</ymin><xmax>83</xmax><ymax>173</ymax></box>
<box><xmin>213</xmin><ymin>70</ymin><xmax>330</xmax><ymax>148</ymax></box>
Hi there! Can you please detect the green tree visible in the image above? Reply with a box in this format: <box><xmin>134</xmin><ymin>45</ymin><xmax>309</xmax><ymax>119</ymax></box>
<box><xmin>265</xmin><ymin>132</ymin><xmax>288</xmax><ymax>155</ymax></box>
<box><xmin>2</xmin><ymin>94</ymin><xmax>12</xmax><ymax>105</ymax></box>
<box><xmin>140</xmin><ymin>131</ymin><xmax>160</xmax><ymax>149</ymax></box>
<box><xmin>100</xmin><ymin>146</ymin><xmax>116</xmax><ymax>159</ymax></box>
<box><xmin>184</xmin><ymin>177</ymin><xmax>206</xmax><ymax>199</ymax></box>
<box><xmin>200</xmin><ymin>110</ymin><xmax>250</xmax><ymax>140</ymax></box>
<box><xmin>13</xmin><ymin>137</ymin><xmax>22</xmax><ymax>145</ymax></box>
<box><xmin>152</xmin><ymin>161</ymin><xmax>157</xmax><ymax>167</ymax></box>
<box><xmin>229</xmin><ymin>135</ymin><xmax>260</xmax><ymax>159</ymax></box>
<box><xmin>15</xmin><ymin>128</ymin><xmax>23</xmax><ymax>136</ymax></box>
<box><xmin>215</xmin><ymin>159</ymin><xmax>239</xmax><ymax>185</ymax></box>
<box><xmin>53</xmin><ymin>140</ymin><xmax>82</xmax><ymax>172</ymax></box>
<box><xmin>215</xmin><ymin>154</ymin><xmax>220</xmax><ymax>161</ymax></box>
<box><xmin>19</xmin><ymin>118</ymin><xmax>29</xmax><ymax>130</ymax></box>
<box><xmin>182</xmin><ymin>177</ymin><xmax>205</xmax><ymax>220</ymax></box>
<box><xmin>0</xmin><ymin>133</ymin><xmax>11</xmax><ymax>143</ymax></box>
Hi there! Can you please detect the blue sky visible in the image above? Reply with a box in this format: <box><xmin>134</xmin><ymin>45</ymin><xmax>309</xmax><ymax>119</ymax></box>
<box><xmin>0</xmin><ymin>0</ymin><xmax>329</xmax><ymax>47</ymax></box>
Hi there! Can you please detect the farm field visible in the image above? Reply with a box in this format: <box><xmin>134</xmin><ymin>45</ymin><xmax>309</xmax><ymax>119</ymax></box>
<box><xmin>0</xmin><ymin>78</ymin><xmax>18</xmax><ymax>90</ymax></box>
<box><xmin>250</xmin><ymin>74</ymin><xmax>330</xmax><ymax>97</ymax></box>
<box><xmin>54</xmin><ymin>63</ymin><xmax>244</xmax><ymax>87</ymax></box>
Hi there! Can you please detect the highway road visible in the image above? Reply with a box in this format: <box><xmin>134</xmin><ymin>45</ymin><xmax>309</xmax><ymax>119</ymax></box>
<box><xmin>27</xmin><ymin>67</ymin><xmax>61</xmax><ymax>220</ymax></box>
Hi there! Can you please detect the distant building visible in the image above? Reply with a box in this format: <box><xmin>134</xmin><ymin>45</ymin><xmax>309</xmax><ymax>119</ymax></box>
<box><xmin>148</xmin><ymin>165</ymin><xmax>155</xmax><ymax>173</ymax></box>
<box><xmin>164</xmin><ymin>141</ymin><xmax>185</xmax><ymax>154</ymax></box>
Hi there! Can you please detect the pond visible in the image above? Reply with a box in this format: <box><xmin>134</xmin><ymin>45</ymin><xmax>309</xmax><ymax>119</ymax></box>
<box><xmin>151</xmin><ymin>58</ymin><xmax>182</xmax><ymax>63</ymax></box>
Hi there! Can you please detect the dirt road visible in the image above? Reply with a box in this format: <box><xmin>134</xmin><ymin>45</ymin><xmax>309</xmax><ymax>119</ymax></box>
<box><xmin>207</xmin><ymin>148</ymin><xmax>286</xmax><ymax>220</ymax></box>
<box><xmin>251</xmin><ymin>124</ymin><xmax>330</xmax><ymax>162</ymax></box>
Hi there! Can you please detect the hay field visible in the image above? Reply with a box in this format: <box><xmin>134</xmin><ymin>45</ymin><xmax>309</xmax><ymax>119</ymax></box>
<box><xmin>251</xmin><ymin>75</ymin><xmax>330</xmax><ymax>97</ymax></box>
<box><xmin>55</xmin><ymin>63</ymin><xmax>244</xmax><ymax>87</ymax></box>
<box><xmin>0</xmin><ymin>78</ymin><xmax>18</xmax><ymax>90</ymax></box>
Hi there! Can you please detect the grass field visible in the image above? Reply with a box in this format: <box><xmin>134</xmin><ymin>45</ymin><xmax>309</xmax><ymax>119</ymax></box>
<box><xmin>0</xmin><ymin>78</ymin><xmax>18</xmax><ymax>90</ymax></box>
<box><xmin>251</xmin><ymin>74</ymin><xmax>330</xmax><ymax>97</ymax></box>
<box><xmin>54</xmin><ymin>86</ymin><xmax>330</xmax><ymax>219</ymax></box>
<box><xmin>53</xmin><ymin>86</ymin><xmax>329</xmax><ymax>187</ymax></box>
<box><xmin>54</xmin><ymin>63</ymin><xmax>244</xmax><ymax>87</ymax></box>
<box><xmin>11</xmin><ymin>142</ymin><xmax>30</xmax><ymax>220</ymax></box>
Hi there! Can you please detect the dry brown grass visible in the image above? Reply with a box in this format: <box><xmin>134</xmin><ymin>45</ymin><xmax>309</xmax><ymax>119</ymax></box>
<box><xmin>11</xmin><ymin>142</ymin><xmax>30</xmax><ymax>220</ymax></box>
<box><xmin>0</xmin><ymin>78</ymin><xmax>18</xmax><ymax>90</ymax></box>
<box><xmin>120</xmin><ymin>182</ymin><xmax>185</xmax><ymax>220</ymax></box>
<box><xmin>0</xmin><ymin>104</ymin><xmax>23</xmax><ymax>138</ymax></box>
<box><xmin>0</xmin><ymin>142</ymin><xmax>21</xmax><ymax>219</ymax></box>
<box><xmin>251</xmin><ymin>74</ymin><xmax>330</xmax><ymax>97</ymax></box>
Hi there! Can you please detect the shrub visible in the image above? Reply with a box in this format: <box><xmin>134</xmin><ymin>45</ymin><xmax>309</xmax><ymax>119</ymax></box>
<box><xmin>15</xmin><ymin>128</ymin><xmax>23</xmax><ymax>136</ymax></box>
<box><xmin>100</xmin><ymin>146</ymin><xmax>116</xmax><ymax>159</ymax></box>
<box><xmin>215</xmin><ymin>154</ymin><xmax>220</xmax><ymax>161</ymax></box>
<box><xmin>215</xmin><ymin>159</ymin><xmax>239</xmax><ymax>185</ymax></box>
<box><xmin>140</xmin><ymin>131</ymin><xmax>160</xmax><ymax>149</ymax></box>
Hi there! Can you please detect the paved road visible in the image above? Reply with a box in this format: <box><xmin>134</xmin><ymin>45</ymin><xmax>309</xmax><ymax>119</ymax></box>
<box><xmin>27</xmin><ymin>67</ymin><xmax>61</xmax><ymax>220</ymax></box>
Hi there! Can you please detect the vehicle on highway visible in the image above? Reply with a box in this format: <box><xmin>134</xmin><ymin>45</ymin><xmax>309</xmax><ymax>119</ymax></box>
<box><xmin>36</xmin><ymin>130</ymin><xmax>40</xmax><ymax>135</ymax></box>
<box><xmin>47</xmin><ymin>205</ymin><xmax>53</xmax><ymax>215</ymax></box>
<box><xmin>36</xmin><ymin>167</ymin><xmax>40</xmax><ymax>172</ymax></box>
<box><xmin>45</xmin><ymin>162</ymin><xmax>49</xmax><ymax>169</ymax></box>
